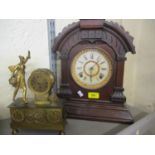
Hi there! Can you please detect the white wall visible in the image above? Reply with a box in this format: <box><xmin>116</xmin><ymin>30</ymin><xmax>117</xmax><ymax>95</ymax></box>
<box><xmin>114</xmin><ymin>20</ymin><xmax>155</xmax><ymax>112</ymax></box>
<box><xmin>0</xmin><ymin>19</ymin><xmax>50</xmax><ymax>119</ymax></box>
<box><xmin>128</xmin><ymin>20</ymin><xmax>155</xmax><ymax>112</ymax></box>
<box><xmin>55</xmin><ymin>19</ymin><xmax>79</xmax><ymax>35</ymax></box>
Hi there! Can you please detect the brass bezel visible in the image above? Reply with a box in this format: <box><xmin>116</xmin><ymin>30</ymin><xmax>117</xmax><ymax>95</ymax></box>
<box><xmin>71</xmin><ymin>48</ymin><xmax>113</xmax><ymax>90</ymax></box>
<box><xmin>28</xmin><ymin>69</ymin><xmax>54</xmax><ymax>95</ymax></box>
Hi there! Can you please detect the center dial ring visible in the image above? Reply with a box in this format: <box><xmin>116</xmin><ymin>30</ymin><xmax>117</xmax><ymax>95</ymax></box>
<box><xmin>83</xmin><ymin>60</ymin><xmax>100</xmax><ymax>77</ymax></box>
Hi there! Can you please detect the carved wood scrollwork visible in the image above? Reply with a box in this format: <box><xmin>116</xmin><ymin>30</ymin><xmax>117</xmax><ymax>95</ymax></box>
<box><xmin>111</xmin><ymin>87</ymin><xmax>126</xmax><ymax>103</ymax></box>
<box><xmin>53</xmin><ymin>20</ymin><xmax>135</xmax><ymax>60</ymax></box>
<box><xmin>59</xmin><ymin>83</ymin><xmax>72</xmax><ymax>96</ymax></box>
<box><xmin>58</xmin><ymin>29</ymin><xmax>127</xmax><ymax>61</ymax></box>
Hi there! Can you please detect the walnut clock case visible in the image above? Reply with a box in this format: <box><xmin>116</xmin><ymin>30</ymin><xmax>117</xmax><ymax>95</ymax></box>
<box><xmin>53</xmin><ymin>19</ymin><xmax>136</xmax><ymax>123</ymax></box>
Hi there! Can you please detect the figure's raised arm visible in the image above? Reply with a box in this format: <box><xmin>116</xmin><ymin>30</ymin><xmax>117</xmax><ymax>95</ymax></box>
<box><xmin>24</xmin><ymin>50</ymin><xmax>31</xmax><ymax>64</ymax></box>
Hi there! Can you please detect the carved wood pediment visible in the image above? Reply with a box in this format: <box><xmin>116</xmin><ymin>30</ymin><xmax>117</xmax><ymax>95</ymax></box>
<box><xmin>53</xmin><ymin>19</ymin><xmax>136</xmax><ymax>61</ymax></box>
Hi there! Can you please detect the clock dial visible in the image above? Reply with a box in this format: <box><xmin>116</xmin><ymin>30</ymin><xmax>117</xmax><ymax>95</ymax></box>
<box><xmin>30</xmin><ymin>73</ymin><xmax>48</xmax><ymax>93</ymax></box>
<box><xmin>71</xmin><ymin>48</ymin><xmax>113</xmax><ymax>90</ymax></box>
<box><xmin>28</xmin><ymin>69</ymin><xmax>55</xmax><ymax>95</ymax></box>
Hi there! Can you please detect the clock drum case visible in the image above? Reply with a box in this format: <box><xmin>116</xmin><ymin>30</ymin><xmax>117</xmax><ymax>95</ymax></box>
<box><xmin>53</xmin><ymin>19</ymin><xmax>136</xmax><ymax>123</ymax></box>
<box><xmin>28</xmin><ymin>69</ymin><xmax>55</xmax><ymax>104</ymax></box>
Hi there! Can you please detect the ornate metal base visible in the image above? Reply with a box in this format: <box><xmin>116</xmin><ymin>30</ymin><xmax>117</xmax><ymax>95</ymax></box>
<box><xmin>8</xmin><ymin>98</ymin><xmax>66</xmax><ymax>134</ymax></box>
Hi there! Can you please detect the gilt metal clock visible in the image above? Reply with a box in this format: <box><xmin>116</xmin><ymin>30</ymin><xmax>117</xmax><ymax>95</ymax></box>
<box><xmin>28</xmin><ymin>69</ymin><xmax>55</xmax><ymax>104</ymax></box>
<box><xmin>53</xmin><ymin>19</ymin><xmax>136</xmax><ymax>123</ymax></box>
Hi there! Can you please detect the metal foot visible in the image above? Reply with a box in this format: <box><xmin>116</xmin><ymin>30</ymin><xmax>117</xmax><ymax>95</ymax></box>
<box><xmin>61</xmin><ymin>131</ymin><xmax>65</xmax><ymax>135</ymax></box>
<box><xmin>58</xmin><ymin>131</ymin><xmax>65</xmax><ymax>135</ymax></box>
<box><xmin>12</xmin><ymin>129</ymin><xmax>19</xmax><ymax>135</ymax></box>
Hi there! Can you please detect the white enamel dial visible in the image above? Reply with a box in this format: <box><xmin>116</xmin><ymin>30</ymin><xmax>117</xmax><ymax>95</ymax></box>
<box><xmin>71</xmin><ymin>48</ymin><xmax>113</xmax><ymax>90</ymax></box>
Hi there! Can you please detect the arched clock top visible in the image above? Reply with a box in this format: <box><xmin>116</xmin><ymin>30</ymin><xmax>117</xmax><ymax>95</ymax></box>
<box><xmin>53</xmin><ymin>19</ymin><xmax>136</xmax><ymax>61</ymax></box>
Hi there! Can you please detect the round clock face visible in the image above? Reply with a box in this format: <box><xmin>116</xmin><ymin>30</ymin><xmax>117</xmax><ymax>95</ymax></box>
<box><xmin>29</xmin><ymin>72</ymin><xmax>48</xmax><ymax>93</ymax></box>
<box><xmin>28</xmin><ymin>69</ymin><xmax>54</xmax><ymax>95</ymax></box>
<box><xmin>71</xmin><ymin>48</ymin><xmax>113</xmax><ymax>90</ymax></box>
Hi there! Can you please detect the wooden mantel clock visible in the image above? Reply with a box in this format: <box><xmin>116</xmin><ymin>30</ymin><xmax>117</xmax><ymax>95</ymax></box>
<box><xmin>53</xmin><ymin>19</ymin><xmax>136</xmax><ymax>123</ymax></box>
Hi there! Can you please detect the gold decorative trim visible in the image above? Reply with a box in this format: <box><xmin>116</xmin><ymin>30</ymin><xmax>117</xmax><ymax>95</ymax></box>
<box><xmin>11</xmin><ymin>109</ymin><xmax>25</xmax><ymax>122</ymax></box>
<box><xmin>71</xmin><ymin>48</ymin><xmax>113</xmax><ymax>90</ymax></box>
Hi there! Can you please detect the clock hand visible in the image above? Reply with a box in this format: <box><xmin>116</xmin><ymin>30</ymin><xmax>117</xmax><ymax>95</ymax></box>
<box><xmin>89</xmin><ymin>67</ymin><xmax>93</xmax><ymax>83</ymax></box>
<box><xmin>90</xmin><ymin>62</ymin><xmax>98</xmax><ymax>71</ymax></box>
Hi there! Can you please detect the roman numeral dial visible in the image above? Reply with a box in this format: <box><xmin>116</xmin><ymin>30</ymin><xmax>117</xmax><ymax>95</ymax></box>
<box><xmin>71</xmin><ymin>48</ymin><xmax>113</xmax><ymax>90</ymax></box>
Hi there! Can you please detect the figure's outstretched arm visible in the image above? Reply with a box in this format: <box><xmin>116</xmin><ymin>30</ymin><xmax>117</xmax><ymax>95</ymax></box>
<box><xmin>24</xmin><ymin>50</ymin><xmax>31</xmax><ymax>64</ymax></box>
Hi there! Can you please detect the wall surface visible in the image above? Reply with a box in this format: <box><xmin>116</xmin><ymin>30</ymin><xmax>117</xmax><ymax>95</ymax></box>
<box><xmin>0</xmin><ymin>19</ymin><xmax>50</xmax><ymax>119</ymax></box>
<box><xmin>1</xmin><ymin>19</ymin><xmax>155</xmax><ymax>120</ymax></box>
<box><xmin>128</xmin><ymin>20</ymin><xmax>155</xmax><ymax>112</ymax></box>
<box><xmin>114</xmin><ymin>20</ymin><xmax>155</xmax><ymax>112</ymax></box>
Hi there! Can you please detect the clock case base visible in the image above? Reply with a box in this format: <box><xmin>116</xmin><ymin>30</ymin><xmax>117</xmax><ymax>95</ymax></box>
<box><xmin>64</xmin><ymin>101</ymin><xmax>134</xmax><ymax>124</ymax></box>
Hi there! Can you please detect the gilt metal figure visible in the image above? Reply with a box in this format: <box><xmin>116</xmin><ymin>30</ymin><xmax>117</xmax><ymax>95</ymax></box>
<box><xmin>8</xmin><ymin>51</ymin><xmax>31</xmax><ymax>103</ymax></box>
